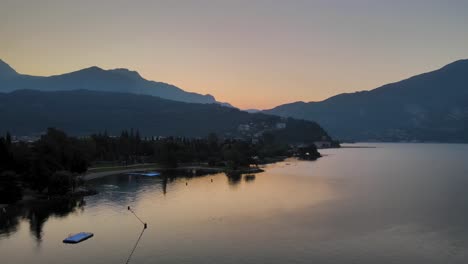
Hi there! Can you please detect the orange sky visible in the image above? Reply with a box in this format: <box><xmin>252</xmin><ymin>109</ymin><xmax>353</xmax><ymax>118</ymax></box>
<box><xmin>1</xmin><ymin>1</ymin><xmax>468</xmax><ymax>109</ymax></box>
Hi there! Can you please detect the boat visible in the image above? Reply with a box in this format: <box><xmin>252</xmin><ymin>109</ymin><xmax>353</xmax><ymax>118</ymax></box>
<box><xmin>63</xmin><ymin>232</ymin><xmax>94</xmax><ymax>244</ymax></box>
<box><xmin>126</xmin><ymin>171</ymin><xmax>161</xmax><ymax>177</ymax></box>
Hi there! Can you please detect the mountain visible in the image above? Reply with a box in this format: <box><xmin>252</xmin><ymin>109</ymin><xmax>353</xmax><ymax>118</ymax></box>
<box><xmin>0</xmin><ymin>59</ymin><xmax>218</xmax><ymax>105</ymax></box>
<box><xmin>245</xmin><ymin>109</ymin><xmax>261</xmax><ymax>113</ymax></box>
<box><xmin>0</xmin><ymin>59</ymin><xmax>19</xmax><ymax>79</ymax></box>
<box><xmin>265</xmin><ymin>59</ymin><xmax>468</xmax><ymax>142</ymax></box>
<box><xmin>0</xmin><ymin>89</ymin><xmax>332</xmax><ymax>144</ymax></box>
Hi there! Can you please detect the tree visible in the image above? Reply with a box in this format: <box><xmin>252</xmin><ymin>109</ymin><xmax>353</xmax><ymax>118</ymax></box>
<box><xmin>297</xmin><ymin>145</ymin><xmax>321</xmax><ymax>160</ymax></box>
<box><xmin>0</xmin><ymin>171</ymin><xmax>22</xmax><ymax>203</ymax></box>
<box><xmin>5</xmin><ymin>132</ymin><xmax>12</xmax><ymax>145</ymax></box>
<box><xmin>48</xmin><ymin>171</ymin><xmax>75</xmax><ymax>195</ymax></box>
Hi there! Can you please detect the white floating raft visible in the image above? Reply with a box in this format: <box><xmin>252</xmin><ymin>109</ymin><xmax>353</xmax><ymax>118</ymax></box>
<box><xmin>63</xmin><ymin>232</ymin><xmax>94</xmax><ymax>244</ymax></box>
<box><xmin>127</xmin><ymin>172</ymin><xmax>161</xmax><ymax>177</ymax></box>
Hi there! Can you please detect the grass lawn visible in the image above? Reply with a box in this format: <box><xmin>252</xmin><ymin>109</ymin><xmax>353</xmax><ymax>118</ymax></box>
<box><xmin>87</xmin><ymin>163</ymin><xmax>159</xmax><ymax>173</ymax></box>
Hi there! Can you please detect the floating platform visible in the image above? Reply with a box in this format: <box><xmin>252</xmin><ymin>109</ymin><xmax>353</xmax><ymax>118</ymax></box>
<box><xmin>63</xmin><ymin>232</ymin><xmax>94</xmax><ymax>244</ymax></box>
<box><xmin>127</xmin><ymin>171</ymin><xmax>161</xmax><ymax>177</ymax></box>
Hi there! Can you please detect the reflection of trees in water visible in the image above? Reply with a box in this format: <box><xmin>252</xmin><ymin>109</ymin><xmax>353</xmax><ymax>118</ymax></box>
<box><xmin>138</xmin><ymin>170</ymin><xmax>221</xmax><ymax>195</ymax></box>
<box><xmin>1</xmin><ymin>170</ymin><xmax>259</xmax><ymax>240</ymax></box>
<box><xmin>0</xmin><ymin>197</ymin><xmax>85</xmax><ymax>242</ymax></box>
<box><xmin>224</xmin><ymin>172</ymin><xmax>258</xmax><ymax>186</ymax></box>
<box><xmin>244</xmin><ymin>174</ymin><xmax>256</xmax><ymax>183</ymax></box>
<box><xmin>89</xmin><ymin>172</ymin><xmax>213</xmax><ymax>208</ymax></box>
<box><xmin>0</xmin><ymin>206</ymin><xmax>21</xmax><ymax>237</ymax></box>
<box><xmin>226</xmin><ymin>171</ymin><xmax>242</xmax><ymax>186</ymax></box>
<box><xmin>162</xmin><ymin>177</ymin><xmax>168</xmax><ymax>195</ymax></box>
<box><xmin>225</xmin><ymin>172</ymin><xmax>257</xmax><ymax>185</ymax></box>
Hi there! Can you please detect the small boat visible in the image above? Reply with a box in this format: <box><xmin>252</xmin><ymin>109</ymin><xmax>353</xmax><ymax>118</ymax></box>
<box><xmin>63</xmin><ymin>232</ymin><xmax>94</xmax><ymax>244</ymax></box>
<box><xmin>127</xmin><ymin>171</ymin><xmax>161</xmax><ymax>177</ymax></box>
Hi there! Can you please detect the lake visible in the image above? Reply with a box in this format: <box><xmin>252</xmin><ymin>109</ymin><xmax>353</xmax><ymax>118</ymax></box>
<box><xmin>1</xmin><ymin>143</ymin><xmax>468</xmax><ymax>264</ymax></box>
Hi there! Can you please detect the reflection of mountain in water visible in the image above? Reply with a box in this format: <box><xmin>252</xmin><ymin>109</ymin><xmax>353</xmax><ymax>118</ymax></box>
<box><xmin>0</xmin><ymin>197</ymin><xmax>85</xmax><ymax>241</ymax></box>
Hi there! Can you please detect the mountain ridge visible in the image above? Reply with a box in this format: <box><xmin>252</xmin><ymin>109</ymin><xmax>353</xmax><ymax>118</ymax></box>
<box><xmin>0</xmin><ymin>59</ymin><xmax>18</xmax><ymax>79</ymax></box>
<box><xmin>0</xmin><ymin>59</ymin><xmax>220</xmax><ymax>105</ymax></box>
<box><xmin>265</xmin><ymin>59</ymin><xmax>468</xmax><ymax>142</ymax></box>
<box><xmin>0</xmin><ymin>89</ymin><xmax>332</xmax><ymax>145</ymax></box>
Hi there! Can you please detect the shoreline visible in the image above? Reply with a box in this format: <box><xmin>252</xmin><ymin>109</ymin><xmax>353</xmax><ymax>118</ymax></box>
<box><xmin>81</xmin><ymin>165</ymin><xmax>264</xmax><ymax>181</ymax></box>
<box><xmin>2</xmin><ymin>166</ymin><xmax>265</xmax><ymax>208</ymax></box>
<box><xmin>3</xmin><ymin>157</ymin><xmax>301</xmax><ymax>206</ymax></box>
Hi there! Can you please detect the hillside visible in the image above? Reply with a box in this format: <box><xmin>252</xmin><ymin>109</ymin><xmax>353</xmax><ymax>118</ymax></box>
<box><xmin>0</xmin><ymin>90</ymin><xmax>332</xmax><ymax>144</ymax></box>
<box><xmin>265</xmin><ymin>59</ymin><xmax>468</xmax><ymax>142</ymax></box>
<box><xmin>0</xmin><ymin>59</ymin><xmax>220</xmax><ymax>105</ymax></box>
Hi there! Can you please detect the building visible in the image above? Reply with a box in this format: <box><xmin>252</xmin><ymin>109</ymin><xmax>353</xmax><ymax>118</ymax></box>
<box><xmin>238</xmin><ymin>124</ymin><xmax>250</xmax><ymax>132</ymax></box>
<box><xmin>275</xmin><ymin>122</ymin><xmax>286</xmax><ymax>129</ymax></box>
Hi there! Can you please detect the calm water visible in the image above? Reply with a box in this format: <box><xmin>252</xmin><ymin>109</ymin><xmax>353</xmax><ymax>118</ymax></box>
<box><xmin>1</xmin><ymin>143</ymin><xmax>468</xmax><ymax>264</ymax></box>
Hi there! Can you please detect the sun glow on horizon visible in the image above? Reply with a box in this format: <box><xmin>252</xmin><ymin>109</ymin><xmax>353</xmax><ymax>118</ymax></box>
<box><xmin>1</xmin><ymin>1</ymin><xmax>468</xmax><ymax>109</ymax></box>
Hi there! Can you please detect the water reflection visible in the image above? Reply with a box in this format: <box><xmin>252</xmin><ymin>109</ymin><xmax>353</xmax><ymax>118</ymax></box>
<box><xmin>244</xmin><ymin>174</ymin><xmax>256</xmax><ymax>183</ymax></box>
<box><xmin>225</xmin><ymin>171</ymin><xmax>243</xmax><ymax>186</ymax></box>
<box><xmin>3</xmin><ymin>144</ymin><xmax>468</xmax><ymax>264</ymax></box>
<box><xmin>0</xmin><ymin>197</ymin><xmax>85</xmax><ymax>242</ymax></box>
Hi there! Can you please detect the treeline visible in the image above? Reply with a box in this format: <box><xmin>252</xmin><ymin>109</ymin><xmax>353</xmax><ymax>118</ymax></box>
<box><xmin>90</xmin><ymin>129</ymin><xmax>294</xmax><ymax>168</ymax></box>
<box><xmin>0</xmin><ymin>128</ymin><xmax>91</xmax><ymax>201</ymax></box>
<box><xmin>0</xmin><ymin>128</ymin><xmax>320</xmax><ymax>203</ymax></box>
<box><xmin>0</xmin><ymin>90</ymin><xmax>334</xmax><ymax>141</ymax></box>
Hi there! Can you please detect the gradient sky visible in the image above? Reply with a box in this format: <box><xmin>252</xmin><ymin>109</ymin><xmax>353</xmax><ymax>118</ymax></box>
<box><xmin>1</xmin><ymin>0</ymin><xmax>468</xmax><ymax>109</ymax></box>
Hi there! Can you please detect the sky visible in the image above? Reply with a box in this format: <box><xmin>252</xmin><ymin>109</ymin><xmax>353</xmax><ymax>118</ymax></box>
<box><xmin>1</xmin><ymin>0</ymin><xmax>468</xmax><ymax>109</ymax></box>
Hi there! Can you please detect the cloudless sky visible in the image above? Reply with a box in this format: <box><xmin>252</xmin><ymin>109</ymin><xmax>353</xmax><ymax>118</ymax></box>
<box><xmin>1</xmin><ymin>0</ymin><xmax>468</xmax><ymax>109</ymax></box>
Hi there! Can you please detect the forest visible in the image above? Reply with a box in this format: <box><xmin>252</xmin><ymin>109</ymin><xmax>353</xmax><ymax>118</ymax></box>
<box><xmin>0</xmin><ymin>128</ymin><xmax>321</xmax><ymax>203</ymax></box>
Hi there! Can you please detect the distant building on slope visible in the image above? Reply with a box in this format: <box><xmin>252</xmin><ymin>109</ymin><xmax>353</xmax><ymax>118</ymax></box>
<box><xmin>275</xmin><ymin>122</ymin><xmax>286</xmax><ymax>129</ymax></box>
<box><xmin>238</xmin><ymin>124</ymin><xmax>250</xmax><ymax>132</ymax></box>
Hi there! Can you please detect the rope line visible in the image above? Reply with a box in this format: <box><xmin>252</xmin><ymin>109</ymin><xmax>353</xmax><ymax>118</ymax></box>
<box><xmin>125</xmin><ymin>206</ymin><xmax>148</xmax><ymax>264</ymax></box>
<box><xmin>125</xmin><ymin>226</ymin><xmax>146</xmax><ymax>264</ymax></box>
<box><xmin>128</xmin><ymin>206</ymin><xmax>146</xmax><ymax>226</ymax></box>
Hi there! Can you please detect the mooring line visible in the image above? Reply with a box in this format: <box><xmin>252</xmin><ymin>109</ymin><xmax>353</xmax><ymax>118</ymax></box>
<box><xmin>125</xmin><ymin>206</ymin><xmax>148</xmax><ymax>264</ymax></box>
<box><xmin>128</xmin><ymin>206</ymin><xmax>147</xmax><ymax>227</ymax></box>
<box><xmin>125</xmin><ymin>226</ymin><xmax>146</xmax><ymax>264</ymax></box>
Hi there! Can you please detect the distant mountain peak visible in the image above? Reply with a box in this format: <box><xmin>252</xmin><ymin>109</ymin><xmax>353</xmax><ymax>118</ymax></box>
<box><xmin>265</xmin><ymin>58</ymin><xmax>468</xmax><ymax>142</ymax></box>
<box><xmin>109</xmin><ymin>68</ymin><xmax>142</xmax><ymax>79</ymax></box>
<box><xmin>0</xmin><ymin>60</ymin><xmax>220</xmax><ymax>104</ymax></box>
<box><xmin>0</xmin><ymin>59</ymin><xmax>19</xmax><ymax>79</ymax></box>
<box><xmin>58</xmin><ymin>66</ymin><xmax>105</xmax><ymax>78</ymax></box>
<box><xmin>440</xmin><ymin>58</ymin><xmax>468</xmax><ymax>70</ymax></box>
<box><xmin>78</xmin><ymin>66</ymin><xmax>105</xmax><ymax>73</ymax></box>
